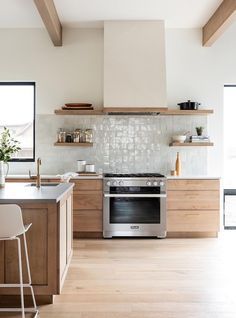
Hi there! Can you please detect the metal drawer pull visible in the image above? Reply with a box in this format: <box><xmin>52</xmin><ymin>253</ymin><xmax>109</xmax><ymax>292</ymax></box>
<box><xmin>104</xmin><ymin>194</ymin><xmax>166</xmax><ymax>198</ymax></box>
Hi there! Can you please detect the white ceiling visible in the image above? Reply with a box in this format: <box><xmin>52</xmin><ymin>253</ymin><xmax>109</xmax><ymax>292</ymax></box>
<box><xmin>0</xmin><ymin>0</ymin><xmax>222</xmax><ymax>28</ymax></box>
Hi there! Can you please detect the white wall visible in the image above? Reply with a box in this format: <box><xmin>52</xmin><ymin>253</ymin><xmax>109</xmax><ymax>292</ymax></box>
<box><xmin>1</xmin><ymin>25</ymin><xmax>236</xmax><ymax>176</ymax></box>
<box><xmin>166</xmin><ymin>24</ymin><xmax>236</xmax><ymax>178</ymax></box>
<box><xmin>0</xmin><ymin>28</ymin><xmax>103</xmax><ymax>113</ymax></box>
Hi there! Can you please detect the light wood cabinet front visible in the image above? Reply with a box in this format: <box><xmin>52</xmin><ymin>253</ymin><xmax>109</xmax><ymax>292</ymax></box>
<box><xmin>72</xmin><ymin>179</ymin><xmax>103</xmax><ymax>237</ymax></box>
<box><xmin>167</xmin><ymin>179</ymin><xmax>220</xmax><ymax>237</ymax></box>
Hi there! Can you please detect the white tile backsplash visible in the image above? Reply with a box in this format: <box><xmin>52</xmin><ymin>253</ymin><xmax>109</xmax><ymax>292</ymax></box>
<box><xmin>9</xmin><ymin>114</ymin><xmax>208</xmax><ymax>175</ymax></box>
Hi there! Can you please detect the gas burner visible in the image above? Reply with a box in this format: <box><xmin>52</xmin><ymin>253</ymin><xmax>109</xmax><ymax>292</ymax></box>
<box><xmin>104</xmin><ymin>173</ymin><xmax>165</xmax><ymax>178</ymax></box>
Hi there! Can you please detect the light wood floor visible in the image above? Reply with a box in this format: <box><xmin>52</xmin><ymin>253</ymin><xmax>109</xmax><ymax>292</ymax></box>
<box><xmin>2</xmin><ymin>233</ymin><xmax>236</xmax><ymax>317</ymax></box>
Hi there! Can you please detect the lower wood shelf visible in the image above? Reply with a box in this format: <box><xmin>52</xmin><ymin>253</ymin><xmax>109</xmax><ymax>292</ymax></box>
<box><xmin>54</xmin><ymin>142</ymin><xmax>93</xmax><ymax>147</ymax></box>
<box><xmin>169</xmin><ymin>142</ymin><xmax>214</xmax><ymax>147</ymax></box>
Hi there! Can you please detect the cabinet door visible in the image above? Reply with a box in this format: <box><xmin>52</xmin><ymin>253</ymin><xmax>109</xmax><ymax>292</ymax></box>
<box><xmin>167</xmin><ymin>190</ymin><xmax>219</xmax><ymax>210</ymax></box>
<box><xmin>167</xmin><ymin>210</ymin><xmax>219</xmax><ymax>232</ymax></box>
<box><xmin>167</xmin><ymin>179</ymin><xmax>219</xmax><ymax>191</ymax></box>
<box><xmin>73</xmin><ymin>191</ymin><xmax>102</xmax><ymax>210</ymax></box>
<box><xmin>0</xmin><ymin>242</ymin><xmax>4</xmax><ymax>283</ymax></box>
<box><xmin>73</xmin><ymin>210</ymin><xmax>102</xmax><ymax>232</ymax></box>
<box><xmin>72</xmin><ymin>180</ymin><xmax>102</xmax><ymax>192</ymax></box>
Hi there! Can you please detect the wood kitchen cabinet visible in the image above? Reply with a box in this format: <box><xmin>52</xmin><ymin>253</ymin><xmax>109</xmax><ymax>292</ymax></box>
<box><xmin>167</xmin><ymin>179</ymin><xmax>220</xmax><ymax>238</ymax></box>
<box><xmin>71</xmin><ymin>179</ymin><xmax>103</xmax><ymax>238</ymax></box>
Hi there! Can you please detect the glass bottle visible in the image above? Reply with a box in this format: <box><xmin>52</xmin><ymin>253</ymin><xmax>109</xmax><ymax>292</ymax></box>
<box><xmin>175</xmin><ymin>152</ymin><xmax>181</xmax><ymax>176</ymax></box>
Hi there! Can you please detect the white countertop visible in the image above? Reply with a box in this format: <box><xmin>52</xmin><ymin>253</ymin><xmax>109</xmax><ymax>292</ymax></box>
<box><xmin>7</xmin><ymin>174</ymin><xmax>220</xmax><ymax>180</ymax></box>
<box><xmin>0</xmin><ymin>182</ymin><xmax>74</xmax><ymax>203</ymax></box>
<box><xmin>167</xmin><ymin>175</ymin><xmax>221</xmax><ymax>180</ymax></box>
<box><xmin>7</xmin><ymin>174</ymin><xmax>103</xmax><ymax>180</ymax></box>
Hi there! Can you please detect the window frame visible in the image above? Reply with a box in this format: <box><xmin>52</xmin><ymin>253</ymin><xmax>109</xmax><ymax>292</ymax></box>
<box><xmin>0</xmin><ymin>81</ymin><xmax>36</xmax><ymax>162</ymax></box>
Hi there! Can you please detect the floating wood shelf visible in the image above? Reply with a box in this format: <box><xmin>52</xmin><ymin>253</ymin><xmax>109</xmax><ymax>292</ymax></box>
<box><xmin>54</xmin><ymin>142</ymin><xmax>93</xmax><ymax>147</ymax></box>
<box><xmin>160</xmin><ymin>109</ymin><xmax>214</xmax><ymax>116</ymax></box>
<box><xmin>54</xmin><ymin>109</ymin><xmax>104</xmax><ymax>115</ymax></box>
<box><xmin>55</xmin><ymin>108</ymin><xmax>213</xmax><ymax>116</ymax></box>
<box><xmin>169</xmin><ymin>142</ymin><xmax>214</xmax><ymax>147</ymax></box>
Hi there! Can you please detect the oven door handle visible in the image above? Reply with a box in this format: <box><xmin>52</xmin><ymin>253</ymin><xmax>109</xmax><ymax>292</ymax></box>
<box><xmin>104</xmin><ymin>194</ymin><xmax>167</xmax><ymax>198</ymax></box>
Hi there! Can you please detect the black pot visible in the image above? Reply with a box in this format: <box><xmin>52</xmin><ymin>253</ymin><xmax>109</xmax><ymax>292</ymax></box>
<box><xmin>178</xmin><ymin>100</ymin><xmax>201</xmax><ymax>110</ymax></box>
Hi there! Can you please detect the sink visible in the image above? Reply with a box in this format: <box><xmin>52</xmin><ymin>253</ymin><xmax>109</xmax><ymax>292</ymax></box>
<box><xmin>26</xmin><ymin>183</ymin><xmax>60</xmax><ymax>187</ymax></box>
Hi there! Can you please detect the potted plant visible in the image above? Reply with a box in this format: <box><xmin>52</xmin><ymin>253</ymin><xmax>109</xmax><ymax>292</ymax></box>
<box><xmin>195</xmin><ymin>126</ymin><xmax>204</xmax><ymax>136</ymax></box>
<box><xmin>0</xmin><ymin>127</ymin><xmax>21</xmax><ymax>187</ymax></box>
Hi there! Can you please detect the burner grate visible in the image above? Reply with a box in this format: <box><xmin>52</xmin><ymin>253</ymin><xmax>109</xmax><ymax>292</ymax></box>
<box><xmin>104</xmin><ymin>173</ymin><xmax>165</xmax><ymax>178</ymax></box>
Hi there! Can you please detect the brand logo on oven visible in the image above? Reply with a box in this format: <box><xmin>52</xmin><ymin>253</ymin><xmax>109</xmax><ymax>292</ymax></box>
<box><xmin>130</xmin><ymin>226</ymin><xmax>139</xmax><ymax>230</ymax></box>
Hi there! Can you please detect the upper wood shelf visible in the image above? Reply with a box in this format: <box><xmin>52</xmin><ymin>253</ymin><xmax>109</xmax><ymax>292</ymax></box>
<box><xmin>169</xmin><ymin>142</ymin><xmax>214</xmax><ymax>147</ymax></box>
<box><xmin>54</xmin><ymin>108</ymin><xmax>214</xmax><ymax>116</ymax></box>
<box><xmin>54</xmin><ymin>142</ymin><xmax>93</xmax><ymax>147</ymax></box>
<box><xmin>160</xmin><ymin>109</ymin><xmax>213</xmax><ymax>116</ymax></box>
<box><xmin>54</xmin><ymin>109</ymin><xmax>104</xmax><ymax>115</ymax></box>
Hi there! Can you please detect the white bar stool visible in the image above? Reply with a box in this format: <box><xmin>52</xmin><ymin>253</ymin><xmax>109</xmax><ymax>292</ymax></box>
<box><xmin>0</xmin><ymin>204</ymin><xmax>39</xmax><ymax>318</ymax></box>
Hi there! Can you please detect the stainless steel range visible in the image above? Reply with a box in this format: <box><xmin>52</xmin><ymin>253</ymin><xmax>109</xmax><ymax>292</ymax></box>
<box><xmin>103</xmin><ymin>173</ymin><xmax>167</xmax><ymax>238</ymax></box>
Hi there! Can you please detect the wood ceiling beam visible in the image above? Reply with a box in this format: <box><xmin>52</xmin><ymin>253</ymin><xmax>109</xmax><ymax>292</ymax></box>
<box><xmin>34</xmin><ymin>0</ymin><xmax>62</xmax><ymax>46</ymax></box>
<box><xmin>203</xmin><ymin>0</ymin><xmax>236</xmax><ymax>47</ymax></box>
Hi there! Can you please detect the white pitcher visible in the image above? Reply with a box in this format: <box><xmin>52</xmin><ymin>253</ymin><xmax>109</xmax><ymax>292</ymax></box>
<box><xmin>0</xmin><ymin>161</ymin><xmax>9</xmax><ymax>187</ymax></box>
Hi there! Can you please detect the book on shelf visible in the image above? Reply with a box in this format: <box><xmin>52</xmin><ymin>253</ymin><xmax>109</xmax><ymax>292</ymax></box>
<box><xmin>190</xmin><ymin>135</ymin><xmax>210</xmax><ymax>143</ymax></box>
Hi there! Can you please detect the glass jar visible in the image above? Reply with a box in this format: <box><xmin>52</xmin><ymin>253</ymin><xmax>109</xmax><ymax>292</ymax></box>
<box><xmin>58</xmin><ymin>129</ymin><xmax>66</xmax><ymax>143</ymax></box>
<box><xmin>85</xmin><ymin>129</ymin><xmax>93</xmax><ymax>143</ymax></box>
<box><xmin>74</xmin><ymin>129</ymin><xmax>81</xmax><ymax>143</ymax></box>
<box><xmin>79</xmin><ymin>130</ymin><xmax>86</xmax><ymax>143</ymax></box>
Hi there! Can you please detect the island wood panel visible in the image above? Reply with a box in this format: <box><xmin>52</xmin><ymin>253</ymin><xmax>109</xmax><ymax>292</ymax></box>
<box><xmin>167</xmin><ymin>179</ymin><xmax>219</xmax><ymax>191</ymax></box>
<box><xmin>0</xmin><ymin>242</ymin><xmax>4</xmax><ymax>283</ymax></box>
<box><xmin>73</xmin><ymin>210</ymin><xmax>102</xmax><ymax>232</ymax></box>
<box><xmin>66</xmin><ymin>195</ymin><xmax>72</xmax><ymax>260</ymax></box>
<box><xmin>167</xmin><ymin>210</ymin><xmax>219</xmax><ymax>232</ymax></box>
<box><xmin>4</xmin><ymin>208</ymin><xmax>48</xmax><ymax>285</ymax></box>
<box><xmin>167</xmin><ymin>190</ymin><xmax>219</xmax><ymax>210</ymax></box>
<box><xmin>73</xmin><ymin>191</ymin><xmax>103</xmax><ymax>210</ymax></box>
<box><xmin>59</xmin><ymin>200</ymin><xmax>67</xmax><ymax>283</ymax></box>
<box><xmin>0</xmin><ymin>203</ymin><xmax>59</xmax><ymax>296</ymax></box>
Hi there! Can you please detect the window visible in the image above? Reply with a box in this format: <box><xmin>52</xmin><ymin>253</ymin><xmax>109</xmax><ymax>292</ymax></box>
<box><xmin>224</xmin><ymin>85</ymin><xmax>236</xmax><ymax>229</ymax></box>
<box><xmin>0</xmin><ymin>82</ymin><xmax>35</xmax><ymax>162</ymax></box>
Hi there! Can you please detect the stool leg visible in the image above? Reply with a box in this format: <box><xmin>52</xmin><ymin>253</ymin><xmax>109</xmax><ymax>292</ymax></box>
<box><xmin>17</xmin><ymin>237</ymin><xmax>25</xmax><ymax>318</ymax></box>
<box><xmin>23</xmin><ymin>232</ymin><xmax>38</xmax><ymax>311</ymax></box>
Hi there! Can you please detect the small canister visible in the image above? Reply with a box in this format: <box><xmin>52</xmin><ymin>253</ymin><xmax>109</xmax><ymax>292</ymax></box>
<box><xmin>77</xmin><ymin>160</ymin><xmax>86</xmax><ymax>172</ymax></box>
<box><xmin>85</xmin><ymin>164</ymin><xmax>95</xmax><ymax>173</ymax></box>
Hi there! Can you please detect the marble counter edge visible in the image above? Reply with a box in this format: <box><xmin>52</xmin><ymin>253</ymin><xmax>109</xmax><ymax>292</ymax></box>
<box><xmin>0</xmin><ymin>183</ymin><xmax>74</xmax><ymax>204</ymax></box>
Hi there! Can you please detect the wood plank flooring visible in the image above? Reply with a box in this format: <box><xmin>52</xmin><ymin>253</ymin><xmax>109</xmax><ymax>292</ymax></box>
<box><xmin>1</xmin><ymin>233</ymin><xmax>236</xmax><ymax>317</ymax></box>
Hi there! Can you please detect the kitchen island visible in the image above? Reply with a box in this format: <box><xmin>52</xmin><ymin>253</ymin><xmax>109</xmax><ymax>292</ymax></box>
<box><xmin>0</xmin><ymin>182</ymin><xmax>74</xmax><ymax>305</ymax></box>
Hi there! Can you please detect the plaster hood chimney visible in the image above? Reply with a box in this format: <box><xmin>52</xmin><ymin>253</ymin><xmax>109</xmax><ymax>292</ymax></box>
<box><xmin>103</xmin><ymin>21</ymin><xmax>167</xmax><ymax>114</ymax></box>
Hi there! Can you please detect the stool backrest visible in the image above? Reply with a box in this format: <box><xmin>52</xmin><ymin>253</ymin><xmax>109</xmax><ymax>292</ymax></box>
<box><xmin>0</xmin><ymin>204</ymin><xmax>25</xmax><ymax>238</ymax></box>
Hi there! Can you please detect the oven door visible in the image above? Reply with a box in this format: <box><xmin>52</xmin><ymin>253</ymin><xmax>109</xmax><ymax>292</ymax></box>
<box><xmin>103</xmin><ymin>186</ymin><xmax>166</xmax><ymax>238</ymax></box>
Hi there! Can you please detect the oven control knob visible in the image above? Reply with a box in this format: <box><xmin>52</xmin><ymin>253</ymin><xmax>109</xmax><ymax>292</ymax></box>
<box><xmin>112</xmin><ymin>181</ymin><xmax>117</xmax><ymax>186</ymax></box>
<box><xmin>153</xmin><ymin>181</ymin><xmax>158</xmax><ymax>186</ymax></box>
<box><xmin>146</xmin><ymin>181</ymin><xmax>151</xmax><ymax>186</ymax></box>
<box><xmin>119</xmin><ymin>181</ymin><xmax>124</xmax><ymax>186</ymax></box>
<box><xmin>106</xmin><ymin>181</ymin><xmax>111</xmax><ymax>186</ymax></box>
<box><xmin>159</xmin><ymin>181</ymin><xmax>164</xmax><ymax>187</ymax></box>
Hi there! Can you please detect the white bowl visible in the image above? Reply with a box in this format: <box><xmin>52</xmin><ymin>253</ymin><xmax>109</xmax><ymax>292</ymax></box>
<box><xmin>172</xmin><ymin>135</ymin><xmax>186</xmax><ymax>143</ymax></box>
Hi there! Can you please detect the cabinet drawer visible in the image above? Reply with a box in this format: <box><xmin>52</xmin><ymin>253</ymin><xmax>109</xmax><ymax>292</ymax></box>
<box><xmin>73</xmin><ymin>191</ymin><xmax>102</xmax><ymax>210</ymax></box>
<box><xmin>72</xmin><ymin>179</ymin><xmax>102</xmax><ymax>191</ymax></box>
<box><xmin>167</xmin><ymin>190</ymin><xmax>219</xmax><ymax>210</ymax></box>
<box><xmin>73</xmin><ymin>210</ymin><xmax>102</xmax><ymax>232</ymax></box>
<box><xmin>167</xmin><ymin>210</ymin><xmax>219</xmax><ymax>232</ymax></box>
<box><xmin>167</xmin><ymin>179</ymin><xmax>219</xmax><ymax>191</ymax></box>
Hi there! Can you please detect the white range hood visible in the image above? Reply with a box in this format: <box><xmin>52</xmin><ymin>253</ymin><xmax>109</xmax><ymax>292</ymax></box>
<box><xmin>103</xmin><ymin>21</ymin><xmax>167</xmax><ymax>112</ymax></box>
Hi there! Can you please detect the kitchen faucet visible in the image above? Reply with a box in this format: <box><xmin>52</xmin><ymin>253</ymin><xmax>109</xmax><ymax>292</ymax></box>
<box><xmin>29</xmin><ymin>158</ymin><xmax>42</xmax><ymax>188</ymax></box>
